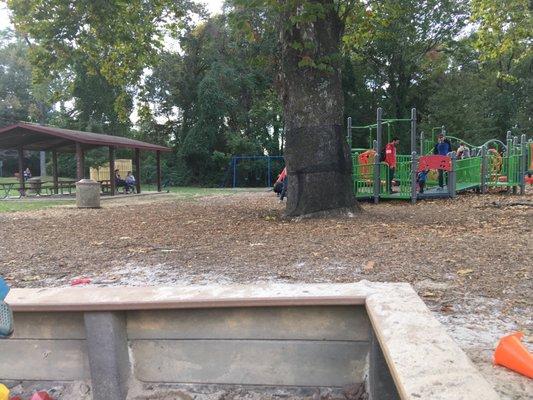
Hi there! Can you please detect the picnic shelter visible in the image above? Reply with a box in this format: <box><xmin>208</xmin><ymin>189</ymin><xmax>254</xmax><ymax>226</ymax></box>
<box><xmin>0</xmin><ymin>122</ymin><xmax>171</xmax><ymax>196</ymax></box>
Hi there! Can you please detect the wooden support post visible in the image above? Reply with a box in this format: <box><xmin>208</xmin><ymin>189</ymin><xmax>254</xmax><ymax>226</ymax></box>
<box><xmin>135</xmin><ymin>148</ymin><xmax>141</xmax><ymax>194</ymax></box>
<box><xmin>17</xmin><ymin>146</ymin><xmax>25</xmax><ymax>196</ymax></box>
<box><xmin>76</xmin><ymin>142</ymin><xmax>84</xmax><ymax>181</ymax></box>
<box><xmin>109</xmin><ymin>146</ymin><xmax>116</xmax><ymax>196</ymax></box>
<box><xmin>156</xmin><ymin>150</ymin><xmax>162</xmax><ymax>192</ymax></box>
<box><xmin>52</xmin><ymin>150</ymin><xmax>59</xmax><ymax>194</ymax></box>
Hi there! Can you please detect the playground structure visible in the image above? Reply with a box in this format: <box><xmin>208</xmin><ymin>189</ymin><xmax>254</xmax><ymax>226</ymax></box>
<box><xmin>347</xmin><ymin>108</ymin><xmax>532</xmax><ymax>203</ymax></box>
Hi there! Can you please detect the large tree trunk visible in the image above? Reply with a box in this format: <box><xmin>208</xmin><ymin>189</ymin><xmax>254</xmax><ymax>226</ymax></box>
<box><xmin>279</xmin><ymin>0</ymin><xmax>358</xmax><ymax>217</ymax></box>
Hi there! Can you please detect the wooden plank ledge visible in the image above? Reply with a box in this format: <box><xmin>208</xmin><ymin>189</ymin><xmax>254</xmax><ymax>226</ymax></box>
<box><xmin>4</xmin><ymin>282</ymin><xmax>500</xmax><ymax>400</ymax></box>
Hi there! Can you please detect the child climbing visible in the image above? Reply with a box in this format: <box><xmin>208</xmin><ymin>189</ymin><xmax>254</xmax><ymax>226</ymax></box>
<box><xmin>280</xmin><ymin>174</ymin><xmax>288</xmax><ymax>202</ymax></box>
<box><xmin>417</xmin><ymin>167</ymin><xmax>430</xmax><ymax>194</ymax></box>
<box><xmin>433</xmin><ymin>134</ymin><xmax>452</xmax><ymax>188</ymax></box>
<box><xmin>384</xmin><ymin>137</ymin><xmax>399</xmax><ymax>194</ymax></box>
<box><xmin>273</xmin><ymin>167</ymin><xmax>286</xmax><ymax>196</ymax></box>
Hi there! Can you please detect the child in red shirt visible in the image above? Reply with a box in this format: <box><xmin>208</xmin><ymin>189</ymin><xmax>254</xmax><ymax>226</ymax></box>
<box><xmin>384</xmin><ymin>137</ymin><xmax>399</xmax><ymax>194</ymax></box>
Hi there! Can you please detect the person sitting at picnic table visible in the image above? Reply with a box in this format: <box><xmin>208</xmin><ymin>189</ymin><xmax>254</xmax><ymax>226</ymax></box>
<box><xmin>125</xmin><ymin>171</ymin><xmax>136</xmax><ymax>193</ymax></box>
<box><xmin>114</xmin><ymin>169</ymin><xmax>126</xmax><ymax>190</ymax></box>
<box><xmin>23</xmin><ymin>167</ymin><xmax>32</xmax><ymax>181</ymax></box>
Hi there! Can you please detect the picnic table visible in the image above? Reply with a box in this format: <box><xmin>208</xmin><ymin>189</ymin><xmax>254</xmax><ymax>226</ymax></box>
<box><xmin>99</xmin><ymin>180</ymin><xmax>112</xmax><ymax>194</ymax></box>
<box><xmin>99</xmin><ymin>180</ymin><xmax>135</xmax><ymax>194</ymax></box>
<box><xmin>43</xmin><ymin>180</ymin><xmax>77</xmax><ymax>195</ymax></box>
<box><xmin>0</xmin><ymin>182</ymin><xmax>16</xmax><ymax>199</ymax></box>
<box><xmin>1</xmin><ymin>179</ymin><xmax>79</xmax><ymax>198</ymax></box>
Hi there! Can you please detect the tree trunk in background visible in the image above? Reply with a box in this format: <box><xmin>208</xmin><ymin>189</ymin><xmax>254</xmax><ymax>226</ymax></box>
<box><xmin>279</xmin><ymin>0</ymin><xmax>358</xmax><ymax>217</ymax></box>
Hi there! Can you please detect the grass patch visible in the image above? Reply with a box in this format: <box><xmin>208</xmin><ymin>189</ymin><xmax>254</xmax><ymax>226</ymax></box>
<box><xmin>142</xmin><ymin>185</ymin><xmax>266</xmax><ymax>198</ymax></box>
<box><xmin>0</xmin><ymin>186</ymin><xmax>267</xmax><ymax>213</ymax></box>
<box><xmin>0</xmin><ymin>176</ymin><xmax>74</xmax><ymax>184</ymax></box>
<box><xmin>0</xmin><ymin>200</ymin><xmax>74</xmax><ymax>213</ymax></box>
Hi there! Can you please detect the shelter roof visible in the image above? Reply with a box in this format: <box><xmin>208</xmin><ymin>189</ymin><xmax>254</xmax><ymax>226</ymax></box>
<box><xmin>0</xmin><ymin>122</ymin><xmax>171</xmax><ymax>152</ymax></box>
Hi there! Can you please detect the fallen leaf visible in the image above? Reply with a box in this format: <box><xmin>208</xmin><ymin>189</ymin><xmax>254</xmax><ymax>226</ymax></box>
<box><xmin>364</xmin><ymin>261</ymin><xmax>376</xmax><ymax>272</ymax></box>
<box><xmin>441</xmin><ymin>304</ymin><xmax>454</xmax><ymax>313</ymax></box>
<box><xmin>457</xmin><ymin>268</ymin><xmax>474</xmax><ymax>276</ymax></box>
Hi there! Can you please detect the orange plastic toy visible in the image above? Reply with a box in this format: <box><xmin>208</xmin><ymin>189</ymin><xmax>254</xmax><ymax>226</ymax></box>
<box><xmin>358</xmin><ymin>150</ymin><xmax>376</xmax><ymax>177</ymax></box>
<box><xmin>493</xmin><ymin>332</ymin><xmax>533</xmax><ymax>378</ymax></box>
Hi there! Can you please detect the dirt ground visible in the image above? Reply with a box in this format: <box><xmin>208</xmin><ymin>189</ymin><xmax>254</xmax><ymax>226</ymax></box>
<box><xmin>1</xmin><ymin>189</ymin><xmax>532</xmax><ymax>399</ymax></box>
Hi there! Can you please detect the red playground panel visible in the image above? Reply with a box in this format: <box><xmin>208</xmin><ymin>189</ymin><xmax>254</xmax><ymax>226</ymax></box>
<box><xmin>418</xmin><ymin>155</ymin><xmax>452</xmax><ymax>171</ymax></box>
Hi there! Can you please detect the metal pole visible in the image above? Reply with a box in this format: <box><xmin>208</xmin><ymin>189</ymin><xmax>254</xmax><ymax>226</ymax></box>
<box><xmin>448</xmin><ymin>152</ymin><xmax>457</xmax><ymax>198</ymax></box>
<box><xmin>420</xmin><ymin>131</ymin><xmax>424</xmax><ymax>155</ymax></box>
<box><xmin>506</xmin><ymin>131</ymin><xmax>512</xmax><ymax>188</ymax></box>
<box><xmin>512</xmin><ymin>136</ymin><xmax>519</xmax><ymax>194</ymax></box>
<box><xmin>410</xmin><ymin>151</ymin><xmax>418</xmax><ymax>205</ymax></box>
<box><xmin>347</xmin><ymin>117</ymin><xmax>352</xmax><ymax>149</ymax></box>
<box><xmin>372</xmin><ymin>139</ymin><xmax>379</xmax><ymax>204</ymax></box>
<box><xmin>376</xmin><ymin>108</ymin><xmax>383</xmax><ymax>160</ymax></box>
<box><xmin>520</xmin><ymin>134</ymin><xmax>526</xmax><ymax>195</ymax></box>
<box><xmin>410</xmin><ymin>108</ymin><xmax>416</xmax><ymax>155</ymax></box>
<box><xmin>373</xmin><ymin>108</ymin><xmax>383</xmax><ymax>204</ymax></box>
<box><xmin>480</xmin><ymin>146</ymin><xmax>487</xmax><ymax>194</ymax></box>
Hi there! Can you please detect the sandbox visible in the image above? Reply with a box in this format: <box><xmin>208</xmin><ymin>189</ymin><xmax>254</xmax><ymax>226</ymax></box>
<box><xmin>2</xmin><ymin>283</ymin><xmax>499</xmax><ymax>399</ymax></box>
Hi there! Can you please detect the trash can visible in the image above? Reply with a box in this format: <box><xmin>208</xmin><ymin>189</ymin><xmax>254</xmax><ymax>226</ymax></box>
<box><xmin>28</xmin><ymin>177</ymin><xmax>41</xmax><ymax>194</ymax></box>
<box><xmin>76</xmin><ymin>179</ymin><xmax>101</xmax><ymax>208</ymax></box>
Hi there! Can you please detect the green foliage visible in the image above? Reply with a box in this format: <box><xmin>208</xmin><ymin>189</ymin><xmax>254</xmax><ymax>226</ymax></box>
<box><xmin>422</xmin><ymin>35</ymin><xmax>532</xmax><ymax>140</ymax></box>
<box><xmin>0</xmin><ymin>29</ymin><xmax>51</xmax><ymax>126</ymax></box>
<box><xmin>140</xmin><ymin>13</ymin><xmax>283</xmax><ymax>185</ymax></box>
<box><xmin>2</xmin><ymin>0</ymin><xmax>531</xmax><ymax>188</ymax></box>
<box><xmin>471</xmin><ymin>0</ymin><xmax>532</xmax><ymax>82</ymax></box>
<box><xmin>344</xmin><ymin>0</ymin><xmax>469</xmax><ymax>119</ymax></box>
<box><xmin>7</xmin><ymin>0</ymin><xmax>200</xmax><ymax>121</ymax></box>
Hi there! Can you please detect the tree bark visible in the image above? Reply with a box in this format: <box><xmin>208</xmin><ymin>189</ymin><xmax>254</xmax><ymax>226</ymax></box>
<box><xmin>279</xmin><ymin>0</ymin><xmax>358</xmax><ymax>217</ymax></box>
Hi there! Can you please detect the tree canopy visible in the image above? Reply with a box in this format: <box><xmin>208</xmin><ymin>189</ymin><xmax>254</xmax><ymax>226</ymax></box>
<box><xmin>1</xmin><ymin>0</ymin><xmax>531</xmax><ymax>187</ymax></box>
